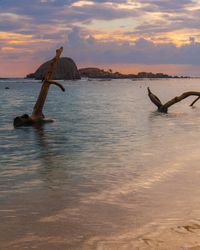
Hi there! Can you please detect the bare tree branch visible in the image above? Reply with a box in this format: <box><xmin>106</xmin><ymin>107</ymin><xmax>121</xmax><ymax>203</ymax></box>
<box><xmin>31</xmin><ymin>47</ymin><xmax>63</xmax><ymax>119</ymax></box>
<box><xmin>47</xmin><ymin>80</ymin><xmax>65</xmax><ymax>92</ymax></box>
<box><xmin>14</xmin><ymin>47</ymin><xmax>65</xmax><ymax>127</ymax></box>
<box><xmin>190</xmin><ymin>96</ymin><xmax>200</xmax><ymax>107</ymax></box>
<box><xmin>147</xmin><ymin>87</ymin><xmax>200</xmax><ymax>113</ymax></box>
<box><xmin>147</xmin><ymin>87</ymin><xmax>163</xmax><ymax>109</ymax></box>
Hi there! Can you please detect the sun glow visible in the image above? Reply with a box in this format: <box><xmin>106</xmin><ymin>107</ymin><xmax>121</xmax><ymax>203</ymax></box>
<box><xmin>152</xmin><ymin>30</ymin><xmax>200</xmax><ymax>46</ymax></box>
<box><xmin>71</xmin><ymin>1</ymin><xmax>95</xmax><ymax>7</ymax></box>
<box><xmin>0</xmin><ymin>32</ymin><xmax>32</xmax><ymax>40</ymax></box>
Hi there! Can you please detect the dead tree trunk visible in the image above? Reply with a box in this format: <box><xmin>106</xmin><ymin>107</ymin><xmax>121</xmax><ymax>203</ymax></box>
<box><xmin>147</xmin><ymin>87</ymin><xmax>200</xmax><ymax>113</ymax></box>
<box><xmin>14</xmin><ymin>47</ymin><xmax>65</xmax><ymax>127</ymax></box>
<box><xmin>31</xmin><ymin>47</ymin><xmax>64</xmax><ymax>120</ymax></box>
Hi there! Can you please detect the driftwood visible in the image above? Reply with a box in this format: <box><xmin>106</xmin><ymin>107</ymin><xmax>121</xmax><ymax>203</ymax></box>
<box><xmin>14</xmin><ymin>47</ymin><xmax>65</xmax><ymax>127</ymax></box>
<box><xmin>147</xmin><ymin>87</ymin><xmax>200</xmax><ymax>113</ymax></box>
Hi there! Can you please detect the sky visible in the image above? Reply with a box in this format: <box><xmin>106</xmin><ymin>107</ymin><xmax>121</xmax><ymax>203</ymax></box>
<box><xmin>1</xmin><ymin>0</ymin><xmax>200</xmax><ymax>77</ymax></box>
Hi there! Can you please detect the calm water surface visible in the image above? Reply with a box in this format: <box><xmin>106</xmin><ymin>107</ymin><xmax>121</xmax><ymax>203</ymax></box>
<box><xmin>1</xmin><ymin>78</ymin><xmax>200</xmax><ymax>249</ymax></box>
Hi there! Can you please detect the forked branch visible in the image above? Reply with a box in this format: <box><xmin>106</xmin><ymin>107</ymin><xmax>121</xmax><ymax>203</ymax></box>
<box><xmin>147</xmin><ymin>87</ymin><xmax>200</xmax><ymax>113</ymax></box>
<box><xmin>14</xmin><ymin>47</ymin><xmax>65</xmax><ymax>127</ymax></box>
<box><xmin>31</xmin><ymin>47</ymin><xmax>65</xmax><ymax>119</ymax></box>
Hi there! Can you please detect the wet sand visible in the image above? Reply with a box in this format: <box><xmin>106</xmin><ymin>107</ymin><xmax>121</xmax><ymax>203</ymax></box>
<box><xmin>1</xmin><ymin>154</ymin><xmax>200</xmax><ymax>250</ymax></box>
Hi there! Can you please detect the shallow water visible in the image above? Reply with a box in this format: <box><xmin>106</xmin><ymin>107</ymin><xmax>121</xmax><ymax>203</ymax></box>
<box><xmin>1</xmin><ymin>78</ymin><xmax>200</xmax><ymax>249</ymax></box>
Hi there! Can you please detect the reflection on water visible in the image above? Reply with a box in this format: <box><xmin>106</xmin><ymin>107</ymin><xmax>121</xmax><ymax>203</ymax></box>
<box><xmin>1</xmin><ymin>78</ymin><xmax>200</xmax><ymax>249</ymax></box>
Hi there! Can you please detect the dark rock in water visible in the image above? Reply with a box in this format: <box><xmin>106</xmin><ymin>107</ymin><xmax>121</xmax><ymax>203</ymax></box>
<box><xmin>5</xmin><ymin>87</ymin><xmax>10</xmax><ymax>89</ymax></box>
<box><xmin>26</xmin><ymin>57</ymin><xmax>80</xmax><ymax>80</ymax></box>
<box><xmin>13</xmin><ymin>114</ymin><xmax>33</xmax><ymax>127</ymax></box>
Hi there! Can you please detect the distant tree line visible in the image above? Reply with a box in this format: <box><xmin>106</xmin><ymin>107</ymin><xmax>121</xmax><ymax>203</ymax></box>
<box><xmin>78</xmin><ymin>67</ymin><xmax>189</xmax><ymax>79</ymax></box>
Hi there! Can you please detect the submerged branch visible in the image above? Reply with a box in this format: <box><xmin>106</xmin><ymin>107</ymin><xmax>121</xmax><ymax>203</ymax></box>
<box><xmin>190</xmin><ymin>96</ymin><xmax>200</xmax><ymax>107</ymax></box>
<box><xmin>147</xmin><ymin>87</ymin><xmax>200</xmax><ymax>113</ymax></box>
<box><xmin>31</xmin><ymin>47</ymin><xmax>63</xmax><ymax>119</ymax></box>
<box><xmin>14</xmin><ymin>47</ymin><xmax>64</xmax><ymax>127</ymax></box>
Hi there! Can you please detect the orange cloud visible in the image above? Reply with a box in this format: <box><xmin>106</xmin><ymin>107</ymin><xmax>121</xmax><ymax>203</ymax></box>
<box><xmin>0</xmin><ymin>32</ymin><xmax>32</xmax><ymax>40</ymax></box>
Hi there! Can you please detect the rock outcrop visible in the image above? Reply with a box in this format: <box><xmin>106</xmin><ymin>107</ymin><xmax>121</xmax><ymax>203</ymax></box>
<box><xmin>26</xmin><ymin>57</ymin><xmax>80</xmax><ymax>80</ymax></box>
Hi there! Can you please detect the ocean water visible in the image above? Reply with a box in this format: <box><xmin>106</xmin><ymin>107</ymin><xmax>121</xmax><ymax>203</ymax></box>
<box><xmin>1</xmin><ymin>78</ymin><xmax>200</xmax><ymax>249</ymax></box>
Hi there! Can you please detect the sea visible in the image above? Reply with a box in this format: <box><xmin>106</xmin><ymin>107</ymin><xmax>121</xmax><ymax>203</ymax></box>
<box><xmin>1</xmin><ymin>78</ymin><xmax>200</xmax><ymax>249</ymax></box>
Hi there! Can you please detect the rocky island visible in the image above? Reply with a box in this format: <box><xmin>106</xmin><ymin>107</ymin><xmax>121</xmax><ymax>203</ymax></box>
<box><xmin>26</xmin><ymin>57</ymin><xmax>80</xmax><ymax>80</ymax></box>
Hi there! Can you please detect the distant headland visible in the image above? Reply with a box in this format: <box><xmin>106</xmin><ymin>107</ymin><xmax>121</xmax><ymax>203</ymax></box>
<box><xmin>26</xmin><ymin>57</ymin><xmax>190</xmax><ymax>80</ymax></box>
<box><xmin>78</xmin><ymin>67</ymin><xmax>189</xmax><ymax>79</ymax></box>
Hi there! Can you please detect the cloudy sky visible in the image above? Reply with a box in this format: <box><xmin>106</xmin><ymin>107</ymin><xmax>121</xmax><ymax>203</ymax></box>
<box><xmin>1</xmin><ymin>0</ymin><xmax>200</xmax><ymax>77</ymax></box>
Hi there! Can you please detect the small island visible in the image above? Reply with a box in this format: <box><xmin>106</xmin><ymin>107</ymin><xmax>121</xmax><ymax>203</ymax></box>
<box><xmin>79</xmin><ymin>67</ymin><xmax>189</xmax><ymax>79</ymax></box>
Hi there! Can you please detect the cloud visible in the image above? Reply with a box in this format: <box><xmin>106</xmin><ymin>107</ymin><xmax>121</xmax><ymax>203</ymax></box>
<box><xmin>0</xmin><ymin>0</ymin><xmax>199</xmax><ymax>38</ymax></box>
<box><xmin>0</xmin><ymin>0</ymin><xmax>136</xmax><ymax>41</ymax></box>
<box><xmin>68</xmin><ymin>2</ymin><xmax>136</xmax><ymax>21</ymax></box>
<box><xmin>62</xmin><ymin>26</ymin><xmax>200</xmax><ymax>66</ymax></box>
<box><xmin>139</xmin><ymin>0</ymin><xmax>194</xmax><ymax>12</ymax></box>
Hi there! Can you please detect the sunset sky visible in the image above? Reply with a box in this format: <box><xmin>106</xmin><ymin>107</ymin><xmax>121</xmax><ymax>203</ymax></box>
<box><xmin>1</xmin><ymin>0</ymin><xmax>200</xmax><ymax>77</ymax></box>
